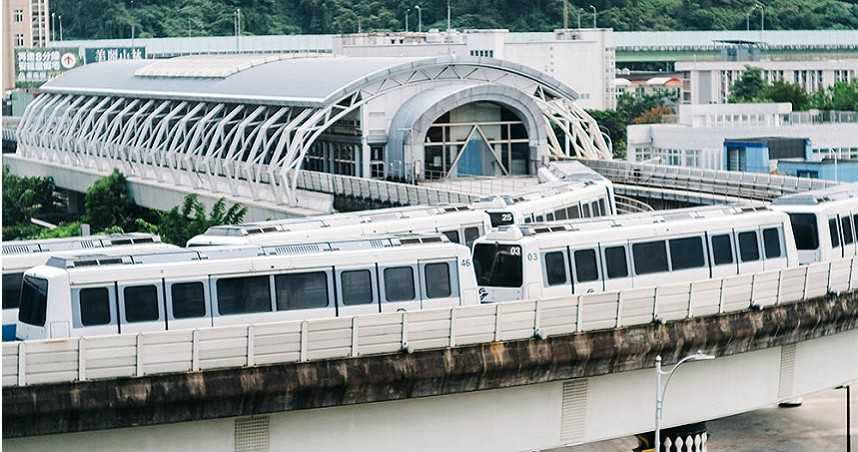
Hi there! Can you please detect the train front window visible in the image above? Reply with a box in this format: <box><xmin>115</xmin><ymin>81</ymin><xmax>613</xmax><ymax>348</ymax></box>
<box><xmin>2</xmin><ymin>272</ymin><xmax>24</xmax><ymax>309</ymax></box>
<box><xmin>18</xmin><ymin>275</ymin><xmax>48</xmax><ymax>327</ymax></box>
<box><xmin>473</xmin><ymin>243</ymin><xmax>523</xmax><ymax>288</ymax></box>
<box><xmin>488</xmin><ymin>212</ymin><xmax>514</xmax><ymax>227</ymax></box>
<box><xmin>788</xmin><ymin>213</ymin><xmax>819</xmax><ymax>250</ymax></box>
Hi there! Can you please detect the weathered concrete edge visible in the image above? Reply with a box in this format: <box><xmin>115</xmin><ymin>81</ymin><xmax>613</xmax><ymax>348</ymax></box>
<box><xmin>4</xmin><ymin>292</ymin><xmax>857</xmax><ymax>438</ymax></box>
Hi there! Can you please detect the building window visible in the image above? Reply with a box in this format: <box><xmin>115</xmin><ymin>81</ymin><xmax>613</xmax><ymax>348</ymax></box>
<box><xmin>15</xmin><ymin>33</ymin><xmax>25</xmax><ymax>47</ymax></box>
<box><xmin>14</xmin><ymin>9</ymin><xmax>24</xmax><ymax>22</ymax></box>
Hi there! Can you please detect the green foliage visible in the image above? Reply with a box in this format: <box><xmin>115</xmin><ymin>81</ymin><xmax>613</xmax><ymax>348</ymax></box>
<box><xmin>157</xmin><ymin>194</ymin><xmax>247</xmax><ymax>245</ymax></box>
<box><xmin>2</xmin><ymin>167</ymin><xmax>61</xmax><ymax>227</ymax></box>
<box><xmin>51</xmin><ymin>0</ymin><xmax>858</xmax><ymax>39</ymax></box>
<box><xmin>84</xmin><ymin>169</ymin><xmax>135</xmax><ymax>231</ymax></box>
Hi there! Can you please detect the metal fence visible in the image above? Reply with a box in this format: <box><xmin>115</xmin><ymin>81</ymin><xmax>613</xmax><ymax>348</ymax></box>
<box><xmin>582</xmin><ymin>159</ymin><xmax>838</xmax><ymax>201</ymax></box>
<box><xmin>5</xmin><ymin>257</ymin><xmax>856</xmax><ymax>388</ymax></box>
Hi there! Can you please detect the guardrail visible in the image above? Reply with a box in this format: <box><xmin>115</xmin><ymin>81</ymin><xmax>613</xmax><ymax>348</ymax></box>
<box><xmin>5</xmin><ymin>257</ymin><xmax>856</xmax><ymax>388</ymax></box>
<box><xmin>295</xmin><ymin>170</ymin><xmax>479</xmax><ymax>206</ymax></box>
<box><xmin>582</xmin><ymin>159</ymin><xmax>838</xmax><ymax>201</ymax></box>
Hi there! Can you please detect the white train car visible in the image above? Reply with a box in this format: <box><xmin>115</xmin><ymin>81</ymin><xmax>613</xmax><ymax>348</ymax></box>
<box><xmin>17</xmin><ymin>233</ymin><xmax>477</xmax><ymax>340</ymax></box>
<box><xmin>188</xmin><ymin>204</ymin><xmax>491</xmax><ymax>248</ymax></box>
<box><xmin>772</xmin><ymin>185</ymin><xmax>858</xmax><ymax>265</ymax></box>
<box><xmin>478</xmin><ymin>179</ymin><xmax>616</xmax><ymax>228</ymax></box>
<box><xmin>472</xmin><ymin>206</ymin><xmax>798</xmax><ymax>302</ymax></box>
<box><xmin>2</xmin><ymin>233</ymin><xmax>173</xmax><ymax>341</ymax></box>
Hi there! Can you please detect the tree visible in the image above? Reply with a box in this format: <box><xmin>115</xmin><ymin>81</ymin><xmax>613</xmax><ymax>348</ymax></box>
<box><xmin>157</xmin><ymin>194</ymin><xmax>247</xmax><ymax>245</ymax></box>
<box><xmin>84</xmin><ymin>169</ymin><xmax>135</xmax><ymax>231</ymax></box>
<box><xmin>728</xmin><ymin>67</ymin><xmax>765</xmax><ymax>103</ymax></box>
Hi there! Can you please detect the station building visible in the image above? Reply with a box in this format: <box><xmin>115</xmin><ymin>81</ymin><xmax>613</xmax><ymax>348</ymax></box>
<box><xmin>16</xmin><ymin>54</ymin><xmax>608</xmax><ymax>205</ymax></box>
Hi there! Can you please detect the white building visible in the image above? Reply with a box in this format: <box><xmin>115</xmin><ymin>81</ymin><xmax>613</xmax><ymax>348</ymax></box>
<box><xmin>627</xmin><ymin>103</ymin><xmax>858</xmax><ymax>170</ymax></box>
<box><xmin>676</xmin><ymin>59</ymin><xmax>858</xmax><ymax>104</ymax></box>
<box><xmin>334</xmin><ymin>28</ymin><xmax>616</xmax><ymax>110</ymax></box>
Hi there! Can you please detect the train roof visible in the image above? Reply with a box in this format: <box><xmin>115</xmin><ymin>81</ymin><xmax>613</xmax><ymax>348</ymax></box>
<box><xmin>772</xmin><ymin>184</ymin><xmax>858</xmax><ymax>206</ymax></box>
<box><xmin>2</xmin><ymin>233</ymin><xmax>160</xmax><ymax>255</ymax></box>
<box><xmin>482</xmin><ymin>205</ymin><xmax>778</xmax><ymax>240</ymax></box>
<box><xmin>45</xmin><ymin>233</ymin><xmax>456</xmax><ymax>270</ymax></box>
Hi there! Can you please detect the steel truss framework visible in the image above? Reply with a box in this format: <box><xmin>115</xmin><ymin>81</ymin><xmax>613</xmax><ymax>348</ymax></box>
<box><xmin>17</xmin><ymin>59</ymin><xmax>612</xmax><ymax>206</ymax></box>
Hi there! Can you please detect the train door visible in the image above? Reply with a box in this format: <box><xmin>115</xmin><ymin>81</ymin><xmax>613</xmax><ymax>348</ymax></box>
<box><xmin>117</xmin><ymin>280</ymin><xmax>167</xmax><ymax>334</ymax></box>
<box><xmin>736</xmin><ymin>229</ymin><xmax>764</xmax><ymax>275</ymax></box>
<box><xmin>336</xmin><ymin>266</ymin><xmax>381</xmax><ymax>316</ymax></box>
<box><xmin>761</xmin><ymin>226</ymin><xmax>788</xmax><ymax>271</ymax></box>
<box><xmin>601</xmin><ymin>241</ymin><xmax>633</xmax><ymax>291</ymax></box>
<box><xmin>839</xmin><ymin>214</ymin><xmax>856</xmax><ymax>258</ymax></box>
<box><xmin>165</xmin><ymin>277</ymin><xmax>213</xmax><ymax>330</ymax></box>
<box><xmin>70</xmin><ymin>284</ymin><xmax>119</xmax><ymax>337</ymax></box>
<box><xmin>708</xmin><ymin>230</ymin><xmax>738</xmax><ymax>278</ymax></box>
<box><xmin>570</xmin><ymin>246</ymin><xmax>602</xmax><ymax>294</ymax></box>
<box><xmin>827</xmin><ymin>216</ymin><xmax>843</xmax><ymax>260</ymax></box>
<box><xmin>419</xmin><ymin>258</ymin><xmax>460</xmax><ymax>308</ymax></box>
<box><xmin>378</xmin><ymin>263</ymin><xmax>421</xmax><ymax>313</ymax></box>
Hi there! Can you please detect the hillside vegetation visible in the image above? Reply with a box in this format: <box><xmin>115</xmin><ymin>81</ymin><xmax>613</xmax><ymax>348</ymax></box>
<box><xmin>55</xmin><ymin>0</ymin><xmax>858</xmax><ymax>40</ymax></box>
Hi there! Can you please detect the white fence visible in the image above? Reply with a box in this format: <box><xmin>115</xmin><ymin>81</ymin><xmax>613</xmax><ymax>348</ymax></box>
<box><xmin>5</xmin><ymin>258</ymin><xmax>857</xmax><ymax>388</ymax></box>
<box><xmin>583</xmin><ymin>159</ymin><xmax>837</xmax><ymax>201</ymax></box>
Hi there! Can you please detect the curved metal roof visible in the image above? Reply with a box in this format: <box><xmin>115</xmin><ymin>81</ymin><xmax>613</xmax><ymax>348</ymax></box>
<box><xmin>40</xmin><ymin>54</ymin><xmax>578</xmax><ymax>108</ymax></box>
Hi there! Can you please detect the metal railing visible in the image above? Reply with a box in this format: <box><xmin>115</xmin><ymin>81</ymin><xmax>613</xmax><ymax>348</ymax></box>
<box><xmin>5</xmin><ymin>257</ymin><xmax>856</xmax><ymax>388</ymax></box>
<box><xmin>582</xmin><ymin>159</ymin><xmax>838</xmax><ymax>201</ymax></box>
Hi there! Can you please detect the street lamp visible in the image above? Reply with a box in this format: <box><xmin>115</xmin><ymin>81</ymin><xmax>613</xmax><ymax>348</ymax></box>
<box><xmin>654</xmin><ymin>351</ymin><xmax>715</xmax><ymax>452</ymax></box>
<box><xmin>589</xmin><ymin>5</ymin><xmax>597</xmax><ymax>29</ymax></box>
<box><xmin>414</xmin><ymin>5</ymin><xmax>422</xmax><ymax>33</ymax></box>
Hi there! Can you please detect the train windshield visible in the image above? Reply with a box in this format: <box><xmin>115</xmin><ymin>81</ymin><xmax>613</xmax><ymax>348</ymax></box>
<box><xmin>473</xmin><ymin>243</ymin><xmax>523</xmax><ymax>287</ymax></box>
<box><xmin>18</xmin><ymin>275</ymin><xmax>48</xmax><ymax>327</ymax></box>
<box><xmin>488</xmin><ymin>212</ymin><xmax>514</xmax><ymax>228</ymax></box>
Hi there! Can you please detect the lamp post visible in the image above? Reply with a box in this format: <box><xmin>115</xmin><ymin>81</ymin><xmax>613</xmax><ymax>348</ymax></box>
<box><xmin>654</xmin><ymin>352</ymin><xmax>715</xmax><ymax>452</ymax></box>
<box><xmin>414</xmin><ymin>5</ymin><xmax>422</xmax><ymax>33</ymax></box>
<box><xmin>589</xmin><ymin>5</ymin><xmax>597</xmax><ymax>29</ymax></box>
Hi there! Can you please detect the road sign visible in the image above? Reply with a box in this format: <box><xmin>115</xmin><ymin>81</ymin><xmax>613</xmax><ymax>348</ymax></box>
<box><xmin>84</xmin><ymin>47</ymin><xmax>146</xmax><ymax>64</ymax></box>
<box><xmin>14</xmin><ymin>47</ymin><xmax>83</xmax><ymax>89</ymax></box>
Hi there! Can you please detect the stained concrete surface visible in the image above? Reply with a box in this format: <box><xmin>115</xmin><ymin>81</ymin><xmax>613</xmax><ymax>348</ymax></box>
<box><xmin>559</xmin><ymin>387</ymin><xmax>857</xmax><ymax>451</ymax></box>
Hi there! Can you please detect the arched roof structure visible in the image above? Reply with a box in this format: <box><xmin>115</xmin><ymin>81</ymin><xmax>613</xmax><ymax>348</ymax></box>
<box><xmin>19</xmin><ymin>54</ymin><xmax>611</xmax><ymax>206</ymax></box>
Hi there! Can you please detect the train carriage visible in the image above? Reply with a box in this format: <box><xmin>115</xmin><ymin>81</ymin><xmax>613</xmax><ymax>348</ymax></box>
<box><xmin>17</xmin><ymin>233</ymin><xmax>477</xmax><ymax>340</ymax></box>
<box><xmin>472</xmin><ymin>206</ymin><xmax>798</xmax><ymax>303</ymax></box>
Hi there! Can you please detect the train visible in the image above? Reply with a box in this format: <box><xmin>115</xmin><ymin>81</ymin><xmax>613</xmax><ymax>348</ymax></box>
<box><xmin>772</xmin><ymin>185</ymin><xmax>858</xmax><ymax>265</ymax></box>
<box><xmin>16</xmin><ymin>233</ymin><xmax>476</xmax><ymax>340</ymax></box>
<box><xmin>2</xmin><ymin>233</ymin><xmax>173</xmax><ymax>340</ymax></box>
<box><xmin>472</xmin><ymin>206</ymin><xmax>799</xmax><ymax>303</ymax></box>
<box><xmin>187</xmin><ymin>178</ymin><xmax>616</xmax><ymax>248</ymax></box>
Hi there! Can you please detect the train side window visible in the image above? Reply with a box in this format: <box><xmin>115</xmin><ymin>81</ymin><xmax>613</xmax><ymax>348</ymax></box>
<box><xmin>711</xmin><ymin>234</ymin><xmax>734</xmax><ymax>265</ymax></box>
<box><xmin>442</xmin><ymin>230</ymin><xmax>460</xmax><ymax>244</ymax></box>
<box><xmin>582</xmin><ymin>204</ymin><xmax>591</xmax><ymax>218</ymax></box>
<box><xmin>2</xmin><ymin>272</ymin><xmax>23</xmax><ymax>309</ymax></box>
<box><xmin>573</xmin><ymin>249</ymin><xmax>599</xmax><ymax>282</ymax></box>
<box><xmin>738</xmin><ymin>231</ymin><xmax>760</xmax><ymax>262</ymax></box>
<box><xmin>632</xmin><ymin>241</ymin><xmax>668</xmax><ymax>275</ymax></box>
<box><xmin>829</xmin><ymin>218</ymin><xmax>841</xmax><ymax>248</ymax></box>
<box><xmin>275</xmin><ymin>272</ymin><xmax>329</xmax><ymax>310</ymax></box>
<box><xmin>567</xmin><ymin>206</ymin><xmax>580</xmax><ymax>219</ymax></box>
<box><xmin>80</xmin><ymin>287</ymin><xmax>111</xmax><ymax>326</ymax></box>
<box><xmin>546</xmin><ymin>212</ymin><xmax>555</xmax><ymax>221</ymax></box>
<box><xmin>604</xmin><ymin>246</ymin><xmax>629</xmax><ymax>279</ymax></box>
<box><xmin>340</xmin><ymin>270</ymin><xmax>374</xmax><ymax>305</ymax></box>
<box><xmin>216</xmin><ymin>275</ymin><xmax>272</xmax><ymax>315</ymax></box>
<box><xmin>425</xmin><ymin>263</ymin><xmax>452</xmax><ymax>298</ymax></box>
<box><xmin>669</xmin><ymin>237</ymin><xmax>705</xmax><ymax>270</ymax></box>
<box><xmin>763</xmin><ymin>228</ymin><xmax>782</xmax><ymax>258</ymax></box>
<box><xmin>171</xmin><ymin>282</ymin><xmax>206</xmax><ymax>318</ymax></box>
<box><xmin>464</xmin><ymin>227</ymin><xmax>481</xmax><ymax>247</ymax></box>
<box><xmin>598</xmin><ymin>199</ymin><xmax>607</xmax><ymax>216</ymax></box>
<box><xmin>555</xmin><ymin>209</ymin><xmax>568</xmax><ymax>220</ymax></box>
<box><xmin>544</xmin><ymin>251</ymin><xmax>568</xmax><ymax>286</ymax></box>
<box><xmin>123</xmin><ymin>285</ymin><xmax>159</xmax><ymax>322</ymax></box>
<box><xmin>788</xmin><ymin>213</ymin><xmax>819</xmax><ymax>250</ymax></box>
<box><xmin>384</xmin><ymin>267</ymin><xmax>415</xmax><ymax>302</ymax></box>
<box><xmin>841</xmin><ymin>217</ymin><xmax>854</xmax><ymax>245</ymax></box>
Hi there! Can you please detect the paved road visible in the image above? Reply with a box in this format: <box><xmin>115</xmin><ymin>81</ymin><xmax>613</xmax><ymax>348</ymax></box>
<box><xmin>557</xmin><ymin>387</ymin><xmax>856</xmax><ymax>451</ymax></box>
